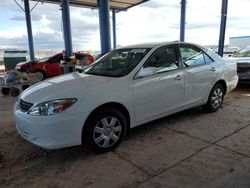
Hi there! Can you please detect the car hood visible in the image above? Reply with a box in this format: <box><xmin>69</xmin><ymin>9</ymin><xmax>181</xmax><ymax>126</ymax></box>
<box><xmin>17</xmin><ymin>60</ymin><xmax>37</xmax><ymax>67</ymax></box>
<box><xmin>16</xmin><ymin>61</ymin><xmax>28</xmax><ymax>66</ymax></box>
<box><xmin>20</xmin><ymin>72</ymin><xmax>115</xmax><ymax>104</ymax></box>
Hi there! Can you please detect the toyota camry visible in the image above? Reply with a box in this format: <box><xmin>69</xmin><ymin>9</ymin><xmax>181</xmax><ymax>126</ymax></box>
<box><xmin>14</xmin><ymin>42</ymin><xmax>238</xmax><ymax>152</ymax></box>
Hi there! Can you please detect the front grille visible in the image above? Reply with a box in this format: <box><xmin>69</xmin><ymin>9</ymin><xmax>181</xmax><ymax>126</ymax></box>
<box><xmin>19</xmin><ymin>99</ymin><xmax>33</xmax><ymax>112</ymax></box>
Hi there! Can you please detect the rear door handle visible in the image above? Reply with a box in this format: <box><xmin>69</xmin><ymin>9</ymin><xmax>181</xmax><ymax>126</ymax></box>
<box><xmin>175</xmin><ymin>75</ymin><xmax>183</xmax><ymax>80</ymax></box>
<box><xmin>210</xmin><ymin>67</ymin><xmax>216</xmax><ymax>72</ymax></box>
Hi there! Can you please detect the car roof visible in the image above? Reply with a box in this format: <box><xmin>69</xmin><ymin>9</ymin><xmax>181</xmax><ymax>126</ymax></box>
<box><xmin>119</xmin><ymin>41</ymin><xmax>204</xmax><ymax>50</ymax></box>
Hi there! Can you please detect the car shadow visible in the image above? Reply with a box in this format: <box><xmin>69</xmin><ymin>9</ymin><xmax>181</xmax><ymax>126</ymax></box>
<box><xmin>125</xmin><ymin>106</ymin><xmax>204</xmax><ymax>139</ymax></box>
<box><xmin>236</xmin><ymin>83</ymin><xmax>250</xmax><ymax>92</ymax></box>
<box><xmin>8</xmin><ymin>83</ymin><xmax>249</xmax><ymax>174</ymax></box>
<box><xmin>16</xmin><ymin>106</ymin><xmax>204</xmax><ymax>171</ymax></box>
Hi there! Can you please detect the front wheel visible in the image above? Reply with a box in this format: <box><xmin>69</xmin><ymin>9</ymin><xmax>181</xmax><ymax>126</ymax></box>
<box><xmin>203</xmin><ymin>83</ymin><xmax>225</xmax><ymax>112</ymax></box>
<box><xmin>84</xmin><ymin>108</ymin><xmax>127</xmax><ymax>152</ymax></box>
<box><xmin>35</xmin><ymin>71</ymin><xmax>46</xmax><ymax>81</ymax></box>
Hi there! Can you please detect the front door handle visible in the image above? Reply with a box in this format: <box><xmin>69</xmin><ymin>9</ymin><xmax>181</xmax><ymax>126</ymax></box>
<box><xmin>210</xmin><ymin>67</ymin><xmax>216</xmax><ymax>72</ymax></box>
<box><xmin>175</xmin><ymin>75</ymin><xmax>183</xmax><ymax>80</ymax></box>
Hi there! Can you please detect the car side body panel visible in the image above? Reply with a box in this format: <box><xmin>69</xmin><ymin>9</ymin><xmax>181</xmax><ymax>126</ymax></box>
<box><xmin>132</xmin><ymin>69</ymin><xmax>185</xmax><ymax>123</ymax></box>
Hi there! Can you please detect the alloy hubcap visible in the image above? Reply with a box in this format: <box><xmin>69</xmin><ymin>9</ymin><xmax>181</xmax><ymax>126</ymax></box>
<box><xmin>93</xmin><ymin>116</ymin><xmax>122</xmax><ymax>148</ymax></box>
<box><xmin>35</xmin><ymin>72</ymin><xmax>44</xmax><ymax>81</ymax></box>
<box><xmin>211</xmin><ymin>88</ymin><xmax>223</xmax><ymax>109</ymax></box>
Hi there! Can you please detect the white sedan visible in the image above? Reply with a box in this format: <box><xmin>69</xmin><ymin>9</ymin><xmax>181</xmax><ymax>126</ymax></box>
<box><xmin>14</xmin><ymin>42</ymin><xmax>238</xmax><ymax>152</ymax></box>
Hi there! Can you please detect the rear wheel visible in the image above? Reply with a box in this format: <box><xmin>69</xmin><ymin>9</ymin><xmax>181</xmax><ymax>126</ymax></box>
<box><xmin>35</xmin><ymin>71</ymin><xmax>46</xmax><ymax>81</ymax></box>
<box><xmin>1</xmin><ymin>87</ymin><xmax>10</xmax><ymax>96</ymax></box>
<box><xmin>203</xmin><ymin>83</ymin><xmax>225</xmax><ymax>112</ymax></box>
<box><xmin>84</xmin><ymin>108</ymin><xmax>127</xmax><ymax>152</ymax></box>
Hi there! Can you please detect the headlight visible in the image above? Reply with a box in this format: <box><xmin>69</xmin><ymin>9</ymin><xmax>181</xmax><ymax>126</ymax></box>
<box><xmin>27</xmin><ymin>98</ymin><xmax>77</xmax><ymax>116</ymax></box>
<box><xmin>15</xmin><ymin>65</ymin><xmax>20</xmax><ymax>69</ymax></box>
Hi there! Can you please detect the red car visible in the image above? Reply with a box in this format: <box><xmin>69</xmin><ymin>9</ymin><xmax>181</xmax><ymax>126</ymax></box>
<box><xmin>15</xmin><ymin>52</ymin><xmax>94</xmax><ymax>80</ymax></box>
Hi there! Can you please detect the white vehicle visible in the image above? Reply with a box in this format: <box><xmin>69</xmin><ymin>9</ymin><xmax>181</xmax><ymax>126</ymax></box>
<box><xmin>14</xmin><ymin>42</ymin><xmax>238</xmax><ymax>152</ymax></box>
<box><xmin>229</xmin><ymin>47</ymin><xmax>250</xmax><ymax>83</ymax></box>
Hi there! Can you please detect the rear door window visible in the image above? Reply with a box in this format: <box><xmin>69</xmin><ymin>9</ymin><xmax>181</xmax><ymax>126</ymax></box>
<box><xmin>179</xmin><ymin>46</ymin><xmax>212</xmax><ymax>67</ymax></box>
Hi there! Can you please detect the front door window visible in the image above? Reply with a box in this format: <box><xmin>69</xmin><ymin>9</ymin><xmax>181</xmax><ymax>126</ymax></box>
<box><xmin>143</xmin><ymin>46</ymin><xmax>179</xmax><ymax>75</ymax></box>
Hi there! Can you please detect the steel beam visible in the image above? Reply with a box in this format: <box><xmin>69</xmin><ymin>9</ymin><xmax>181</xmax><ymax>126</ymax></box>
<box><xmin>112</xmin><ymin>9</ymin><xmax>117</xmax><ymax>49</ymax></box>
<box><xmin>218</xmin><ymin>0</ymin><xmax>228</xmax><ymax>56</ymax></box>
<box><xmin>24</xmin><ymin>0</ymin><xmax>35</xmax><ymax>60</ymax></box>
<box><xmin>98</xmin><ymin>0</ymin><xmax>111</xmax><ymax>54</ymax></box>
<box><xmin>60</xmin><ymin>0</ymin><xmax>73</xmax><ymax>56</ymax></box>
<box><xmin>180</xmin><ymin>0</ymin><xmax>186</xmax><ymax>42</ymax></box>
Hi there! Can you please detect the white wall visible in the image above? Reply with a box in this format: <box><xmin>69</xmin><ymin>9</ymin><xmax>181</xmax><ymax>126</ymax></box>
<box><xmin>229</xmin><ymin>37</ymin><xmax>250</xmax><ymax>48</ymax></box>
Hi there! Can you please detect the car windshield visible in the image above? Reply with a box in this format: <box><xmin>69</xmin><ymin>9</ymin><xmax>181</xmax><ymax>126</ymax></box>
<box><xmin>84</xmin><ymin>48</ymin><xmax>151</xmax><ymax>77</ymax></box>
<box><xmin>39</xmin><ymin>56</ymin><xmax>52</xmax><ymax>62</ymax></box>
<box><xmin>233</xmin><ymin>48</ymin><xmax>250</xmax><ymax>57</ymax></box>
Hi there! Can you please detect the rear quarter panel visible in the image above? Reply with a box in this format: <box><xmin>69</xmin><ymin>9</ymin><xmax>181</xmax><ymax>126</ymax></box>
<box><xmin>221</xmin><ymin>59</ymin><xmax>238</xmax><ymax>93</ymax></box>
<box><xmin>205</xmin><ymin>49</ymin><xmax>238</xmax><ymax>94</ymax></box>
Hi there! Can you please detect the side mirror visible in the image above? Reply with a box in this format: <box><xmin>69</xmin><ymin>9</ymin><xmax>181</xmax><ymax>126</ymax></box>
<box><xmin>136</xmin><ymin>67</ymin><xmax>157</xmax><ymax>79</ymax></box>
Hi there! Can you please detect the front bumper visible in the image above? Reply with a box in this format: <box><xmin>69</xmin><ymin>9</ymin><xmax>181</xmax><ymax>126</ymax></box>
<box><xmin>14</xmin><ymin>102</ymin><xmax>87</xmax><ymax>149</ymax></box>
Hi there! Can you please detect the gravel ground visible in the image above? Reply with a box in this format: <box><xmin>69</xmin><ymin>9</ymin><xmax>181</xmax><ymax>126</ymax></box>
<box><xmin>0</xmin><ymin>84</ymin><xmax>250</xmax><ymax>188</ymax></box>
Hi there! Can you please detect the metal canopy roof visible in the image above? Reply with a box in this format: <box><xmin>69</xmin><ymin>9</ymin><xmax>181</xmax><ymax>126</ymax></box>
<box><xmin>36</xmin><ymin>0</ymin><xmax>149</xmax><ymax>10</ymax></box>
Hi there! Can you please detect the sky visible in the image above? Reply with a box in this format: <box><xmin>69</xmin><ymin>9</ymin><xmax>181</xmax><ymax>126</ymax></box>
<box><xmin>0</xmin><ymin>0</ymin><xmax>250</xmax><ymax>52</ymax></box>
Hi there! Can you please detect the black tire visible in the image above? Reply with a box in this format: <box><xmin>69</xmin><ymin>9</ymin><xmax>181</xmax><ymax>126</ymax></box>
<box><xmin>203</xmin><ymin>83</ymin><xmax>225</xmax><ymax>112</ymax></box>
<box><xmin>10</xmin><ymin>87</ymin><xmax>20</xmax><ymax>97</ymax></box>
<box><xmin>1</xmin><ymin>87</ymin><xmax>10</xmax><ymax>96</ymax></box>
<box><xmin>22</xmin><ymin>84</ymin><xmax>30</xmax><ymax>91</ymax></box>
<box><xmin>83</xmin><ymin>108</ymin><xmax>127</xmax><ymax>153</ymax></box>
<box><xmin>35</xmin><ymin>71</ymin><xmax>46</xmax><ymax>81</ymax></box>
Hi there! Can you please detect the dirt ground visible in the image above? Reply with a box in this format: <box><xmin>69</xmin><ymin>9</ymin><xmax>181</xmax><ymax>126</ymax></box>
<box><xmin>0</xmin><ymin>84</ymin><xmax>250</xmax><ymax>188</ymax></box>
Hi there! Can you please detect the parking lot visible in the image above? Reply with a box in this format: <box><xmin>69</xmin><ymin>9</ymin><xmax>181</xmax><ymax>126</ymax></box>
<box><xmin>0</xmin><ymin>84</ymin><xmax>250</xmax><ymax>188</ymax></box>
